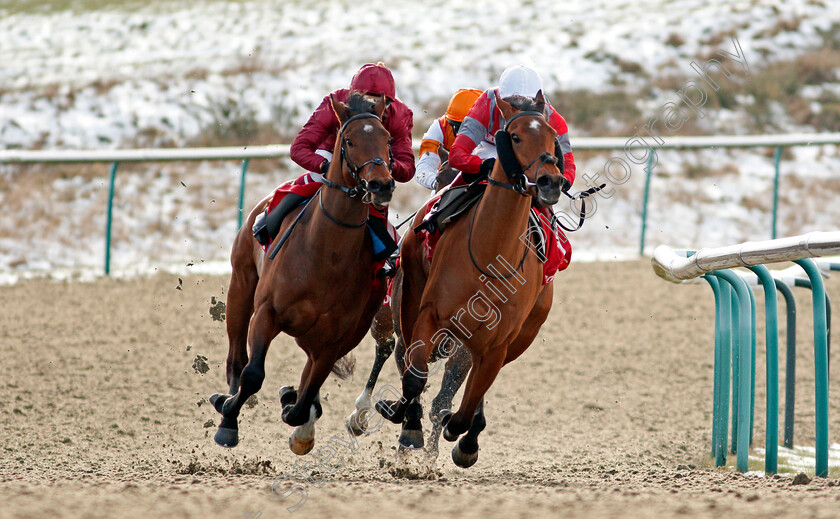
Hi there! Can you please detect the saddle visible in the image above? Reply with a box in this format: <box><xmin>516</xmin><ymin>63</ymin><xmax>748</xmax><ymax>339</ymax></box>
<box><xmin>414</xmin><ymin>182</ymin><xmax>487</xmax><ymax>235</ymax></box>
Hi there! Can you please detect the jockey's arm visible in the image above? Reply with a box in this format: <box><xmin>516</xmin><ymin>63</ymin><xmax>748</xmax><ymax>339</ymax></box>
<box><xmin>290</xmin><ymin>94</ymin><xmax>337</xmax><ymax>174</ymax></box>
<box><xmin>414</xmin><ymin>120</ymin><xmax>445</xmax><ymax>190</ymax></box>
<box><xmin>549</xmin><ymin>109</ymin><xmax>576</xmax><ymax>186</ymax></box>
<box><xmin>387</xmin><ymin>104</ymin><xmax>416</xmax><ymax>183</ymax></box>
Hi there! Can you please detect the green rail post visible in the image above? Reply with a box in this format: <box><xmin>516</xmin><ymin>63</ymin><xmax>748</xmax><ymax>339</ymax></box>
<box><xmin>793</xmin><ymin>259</ymin><xmax>830</xmax><ymax>477</ymax></box>
<box><xmin>639</xmin><ymin>153</ymin><xmax>654</xmax><ymax>256</ymax></box>
<box><xmin>748</xmin><ymin>284</ymin><xmax>757</xmax><ymax>448</ymax></box>
<box><xmin>710</xmin><ymin>269</ymin><xmax>753</xmax><ymax>473</ymax></box>
<box><xmin>704</xmin><ymin>275</ymin><xmax>723</xmax><ymax>457</ymax></box>
<box><xmin>771</xmin><ymin>146</ymin><xmax>782</xmax><ymax>239</ymax></box>
<box><xmin>748</xmin><ymin>265</ymin><xmax>780</xmax><ymax>474</ymax></box>
<box><xmin>104</xmin><ymin>162</ymin><xmax>119</xmax><ymax>276</ymax></box>
<box><xmin>716</xmin><ymin>279</ymin><xmax>732</xmax><ymax>466</ymax></box>
<box><xmin>237</xmin><ymin>159</ymin><xmax>250</xmax><ymax>230</ymax></box>
<box><xmin>730</xmin><ymin>287</ymin><xmax>740</xmax><ymax>454</ymax></box>
<box><xmin>773</xmin><ymin>279</ymin><xmax>797</xmax><ymax>449</ymax></box>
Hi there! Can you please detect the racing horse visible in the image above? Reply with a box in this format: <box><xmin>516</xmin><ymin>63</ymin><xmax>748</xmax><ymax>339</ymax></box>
<box><xmin>210</xmin><ymin>92</ymin><xmax>396</xmax><ymax>454</ymax></box>
<box><xmin>346</xmin><ymin>146</ymin><xmax>468</xmax><ymax>456</ymax></box>
<box><xmin>375</xmin><ymin>91</ymin><xmax>565</xmax><ymax>467</ymax></box>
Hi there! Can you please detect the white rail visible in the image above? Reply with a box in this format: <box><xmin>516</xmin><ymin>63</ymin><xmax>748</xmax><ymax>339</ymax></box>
<box><xmin>1</xmin><ymin>133</ymin><xmax>840</xmax><ymax>163</ymax></box>
<box><xmin>652</xmin><ymin>231</ymin><xmax>840</xmax><ymax>283</ymax></box>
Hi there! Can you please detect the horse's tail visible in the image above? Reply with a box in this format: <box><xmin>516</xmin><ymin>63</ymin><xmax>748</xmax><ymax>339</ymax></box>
<box><xmin>331</xmin><ymin>353</ymin><xmax>356</xmax><ymax>380</ymax></box>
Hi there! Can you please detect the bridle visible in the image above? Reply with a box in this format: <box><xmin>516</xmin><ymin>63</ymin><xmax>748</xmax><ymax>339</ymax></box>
<box><xmin>320</xmin><ymin>112</ymin><xmax>394</xmax><ymax>202</ymax></box>
<box><xmin>490</xmin><ymin>109</ymin><xmax>605</xmax><ymax>231</ymax></box>
<box><xmin>487</xmin><ymin>111</ymin><xmax>562</xmax><ymax>197</ymax></box>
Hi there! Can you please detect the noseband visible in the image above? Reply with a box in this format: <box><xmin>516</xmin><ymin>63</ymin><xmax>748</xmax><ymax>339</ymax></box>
<box><xmin>320</xmin><ymin>112</ymin><xmax>394</xmax><ymax>202</ymax></box>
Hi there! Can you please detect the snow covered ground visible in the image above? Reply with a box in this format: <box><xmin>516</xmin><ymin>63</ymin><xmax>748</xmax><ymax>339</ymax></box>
<box><xmin>1</xmin><ymin>0</ymin><xmax>839</xmax><ymax>282</ymax></box>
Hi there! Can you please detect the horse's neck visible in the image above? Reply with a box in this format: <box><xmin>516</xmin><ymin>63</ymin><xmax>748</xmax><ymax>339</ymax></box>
<box><xmin>472</xmin><ymin>165</ymin><xmax>533</xmax><ymax>264</ymax></box>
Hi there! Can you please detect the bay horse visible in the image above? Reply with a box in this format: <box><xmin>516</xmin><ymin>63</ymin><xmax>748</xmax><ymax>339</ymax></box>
<box><xmin>376</xmin><ymin>91</ymin><xmax>565</xmax><ymax>467</ymax></box>
<box><xmin>210</xmin><ymin>92</ymin><xmax>396</xmax><ymax>454</ymax></box>
<box><xmin>346</xmin><ymin>145</ymin><xmax>468</xmax><ymax>456</ymax></box>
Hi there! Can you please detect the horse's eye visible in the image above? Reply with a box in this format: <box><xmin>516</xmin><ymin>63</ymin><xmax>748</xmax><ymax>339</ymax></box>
<box><xmin>511</xmin><ymin>134</ymin><xmax>521</xmax><ymax>143</ymax></box>
<box><xmin>346</xmin><ymin>139</ymin><xmax>354</xmax><ymax>148</ymax></box>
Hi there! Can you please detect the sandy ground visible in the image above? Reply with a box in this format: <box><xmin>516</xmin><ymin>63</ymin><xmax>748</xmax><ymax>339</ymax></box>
<box><xmin>1</xmin><ymin>259</ymin><xmax>839</xmax><ymax>519</ymax></box>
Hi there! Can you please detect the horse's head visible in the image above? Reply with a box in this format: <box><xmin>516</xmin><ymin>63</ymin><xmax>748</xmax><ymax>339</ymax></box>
<box><xmin>329</xmin><ymin>92</ymin><xmax>396</xmax><ymax>206</ymax></box>
<box><xmin>494</xmin><ymin>90</ymin><xmax>566</xmax><ymax>207</ymax></box>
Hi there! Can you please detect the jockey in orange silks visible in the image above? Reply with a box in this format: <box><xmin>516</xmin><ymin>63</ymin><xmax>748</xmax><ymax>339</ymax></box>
<box><xmin>413</xmin><ymin>88</ymin><xmax>482</xmax><ymax>190</ymax></box>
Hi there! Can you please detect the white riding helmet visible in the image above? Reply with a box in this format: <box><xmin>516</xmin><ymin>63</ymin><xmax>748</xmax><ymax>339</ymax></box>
<box><xmin>498</xmin><ymin>65</ymin><xmax>543</xmax><ymax>99</ymax></box>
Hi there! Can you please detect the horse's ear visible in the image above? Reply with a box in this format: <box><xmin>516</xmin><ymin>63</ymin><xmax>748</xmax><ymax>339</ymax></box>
<box><xmin>374</xmin><ymin>93</ymin><xmax>387</xmax><ymax>119</ymax></box>
<box><xmin>494</xmin><ymin>90</ymin><xmax>516</xmax><ymax>122</ymax></box>
<box><xmin>330</xmin><ymin>94</ymin><xmax>350</xmax><ymax>125</ymax></box>
<box><xmin>535</xmin><ymin>89</ymin><xmax>546</xmax><ymax>114</ymax></box>
<box><xmin>437</xmin><ymin>144</ymin><xmax>449</xmax><ymax>163</ymax></box>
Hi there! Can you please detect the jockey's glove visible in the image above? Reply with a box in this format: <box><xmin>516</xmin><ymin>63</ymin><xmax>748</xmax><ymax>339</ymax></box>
<box><xmin>479</xmin><ymin>158</ymin><xmax>496</xmax><ymax>178</ymax></box>
<box><xmin>320</xmin><ymin>160</ymin><xmax>331</xmax><ymax>174</ymax></box>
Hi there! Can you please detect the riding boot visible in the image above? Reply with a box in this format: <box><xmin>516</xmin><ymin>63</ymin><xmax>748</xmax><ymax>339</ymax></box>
<box><xmin>252</xmin><ymin>193</ymin><xmax>308</xmax><ymax>246</ymax></box>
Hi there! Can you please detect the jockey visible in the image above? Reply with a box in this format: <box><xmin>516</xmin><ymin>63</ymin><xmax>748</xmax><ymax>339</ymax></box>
<box><xmin>448</xmin><ymin>65</ymin><xmax>576</xmax><ymax>189</ymax></box>
<box><xmin>414</xmin><ymin>88</ymin><xmax>482</xmax><ymax>190</ymax></box>
<box><xmin>253</xmin><ymin>62</ymin><xmax>414</xmax><ymax>246</ymax></box>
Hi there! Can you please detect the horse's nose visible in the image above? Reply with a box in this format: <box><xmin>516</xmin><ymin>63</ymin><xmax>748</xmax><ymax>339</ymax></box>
<box><xmin>368</xmin><ymin>178</ymin><xmax>396</xmax><ymax>195</ymax></box>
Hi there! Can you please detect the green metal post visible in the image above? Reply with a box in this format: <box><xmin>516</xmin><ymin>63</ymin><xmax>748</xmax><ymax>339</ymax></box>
<box><xmin>716</xmin><ymin>280</ymin><xmax>732</xmax><ymax>466</ymax></box>
<box><xmin>771</xmin><ymin>146</ymin><xmax>782</xmax><ymax>239</ymax></box>
<box><xmin>105</xmin><ymin>162</ymin><xmax>119</xmax><ymax>276</ymax></box>
<box><xmin>749</xmin><ymin>265</ymin><xmax>780</xmax><ymax>474</ymax></box>
<box><xmin>748</xmin><ymin>284</ymin><xmax>757</xmax><ymax>448</ymax></box>
<box><xmin>711</xmin><ymin>270</ymin><xmax>753</xmax><ymax>473</ymax></box>
<box><xmin>730</xmin><ymin>288</ymin><xmax>740</xmax><ymax>454</ymax></box>
<box><xmin>705</xmin><ymin>275</ymin><xmax>722</xmax><ymax>457</ymax></box>
<box><xmin>237</xmin><ymin>159</ymin><xmax>250</xmax><ymax>230</ymax></box>
<box><xmin>793</xmin><ymin>259</ymin><xmax>830</xmax><ymax>477</ymax></box>
<box><xmin>773</xmin><ymin>279</ymin><xmax>797</xmax><ymax>449</ymax></box>
<box><xmin>639</xmin><ymin>153</ymin><xmax>654</xmax><ymax>256</ymax></box>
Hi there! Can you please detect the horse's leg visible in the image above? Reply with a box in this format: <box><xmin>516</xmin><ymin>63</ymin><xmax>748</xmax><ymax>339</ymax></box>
<box><xmin>224</xmin><ymin>234</ymin><xmax>259</xmax><ymax>395</ymax></box>
<box><xmin>210</xmin><ymin>304</ymin><xmax>278</xmax><ymax>448</ymax></box>
<box><xmin>426</xmin><ymin>345</ymin><xmax>472</xmax><ymax>457</ymax></box>
<box><xmin>399</xmin><ymin>398</ymin><xmax>424</xmax><ymax>449</ymax></box>
<box><xmin>451</xmin><ymin>400</ymin><xmax>486</xmax><ymax>468</ymax></box>
<box><xmin>284</xmin><ymin>386</ymin><xmax>321</xmax><ymax>456</ymax></box>
<box><xmin>347</xmin><ymin>304</ymin><xmax>395</xmax><ymax>436</ymax></box>
<box><xmin>440</xmin><ymin>346</ymin><xmax>505</xmax><ymax>442</ymax></box>
<box><xmin>375</xmin><ymin>310</ymin><xmax>436</xmax><ymax>424</ymax></box>
<box><xmin>282</xmin><ymin>350</ymin><xmax>337</xmax><ymax>428</ymax></box>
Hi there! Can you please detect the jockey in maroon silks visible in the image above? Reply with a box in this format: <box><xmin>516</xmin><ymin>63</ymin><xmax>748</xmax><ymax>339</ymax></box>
<box><xmin>448</xmin><ymin>65</ymin><xmax>576</xmax><ymax>188</ymax></box>
<box><xmin>253</xmin><ymin>62</ymin><xmax>414</xmax><ymax>246</ymax></box>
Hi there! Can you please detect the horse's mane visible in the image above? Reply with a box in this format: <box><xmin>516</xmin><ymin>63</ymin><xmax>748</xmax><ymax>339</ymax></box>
<box><xmin>503</xmin><ymin>94</ymin><xmax>544</xmax><ymax>113</ymax></box>
<box><xmin>346</xmin><ymin>91</ymin><xmax>380</xmax><ymax>116</ymax></box>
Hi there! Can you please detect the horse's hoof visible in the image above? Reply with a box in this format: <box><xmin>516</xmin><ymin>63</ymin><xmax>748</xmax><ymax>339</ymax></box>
<box><xmin>451</xmin><ymin>442</ymin><xmax>478</xmax><ymax>468</ymax></box>
<box><xmin>289</xmin><ymin>434</ymin><xmax>315</xmax><ymax>455</ymax></box>
<box><xmin>214</xmin><ymin>426</ymin><xmax>239</xmax><ymax>448</ymax></box>
<box><xmin>209</xmin><ymin>393</ymin><xmax>229</xmax><ymax>414</ymax></box>
<box><xmin>346</xmin><ymin>413</ymin><xmax>365</xmax><ymax>436</ymax></box>
<box><xmin>439</xmin><ymin>410</ymin><xmax>458</xmax><ymax>442</ymax></box>
<box><xmin>279</xmin><ymin>386</ymin><xmax>297</xmax><ymax>407</ymax></box>
<box><xmin>398</xmin><ymin>429</ymin><xmax>424</xmax><ymax>450</ymax></box>
<box><xmin>375</xmin><ymin>399</ymin><xmax>404</xmax><ymax>424</ymax></box>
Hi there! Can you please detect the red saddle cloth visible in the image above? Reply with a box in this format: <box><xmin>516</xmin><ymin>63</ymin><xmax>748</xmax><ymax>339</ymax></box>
<box><xmin>263</xmin><ymin>175</ymin><xmax>397</xmax><ymax>298</ymax></box>
<box><xmin>416</xmin><ymin>190</ymin><xmax>571</xmax><ymax>285</ymax></box>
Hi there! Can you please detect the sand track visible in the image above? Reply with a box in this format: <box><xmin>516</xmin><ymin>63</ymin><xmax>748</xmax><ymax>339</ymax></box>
<box><xmin>1</xmin><ymin>260</ymin><xmax>838</xmax><ymax>518</ymax></box>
